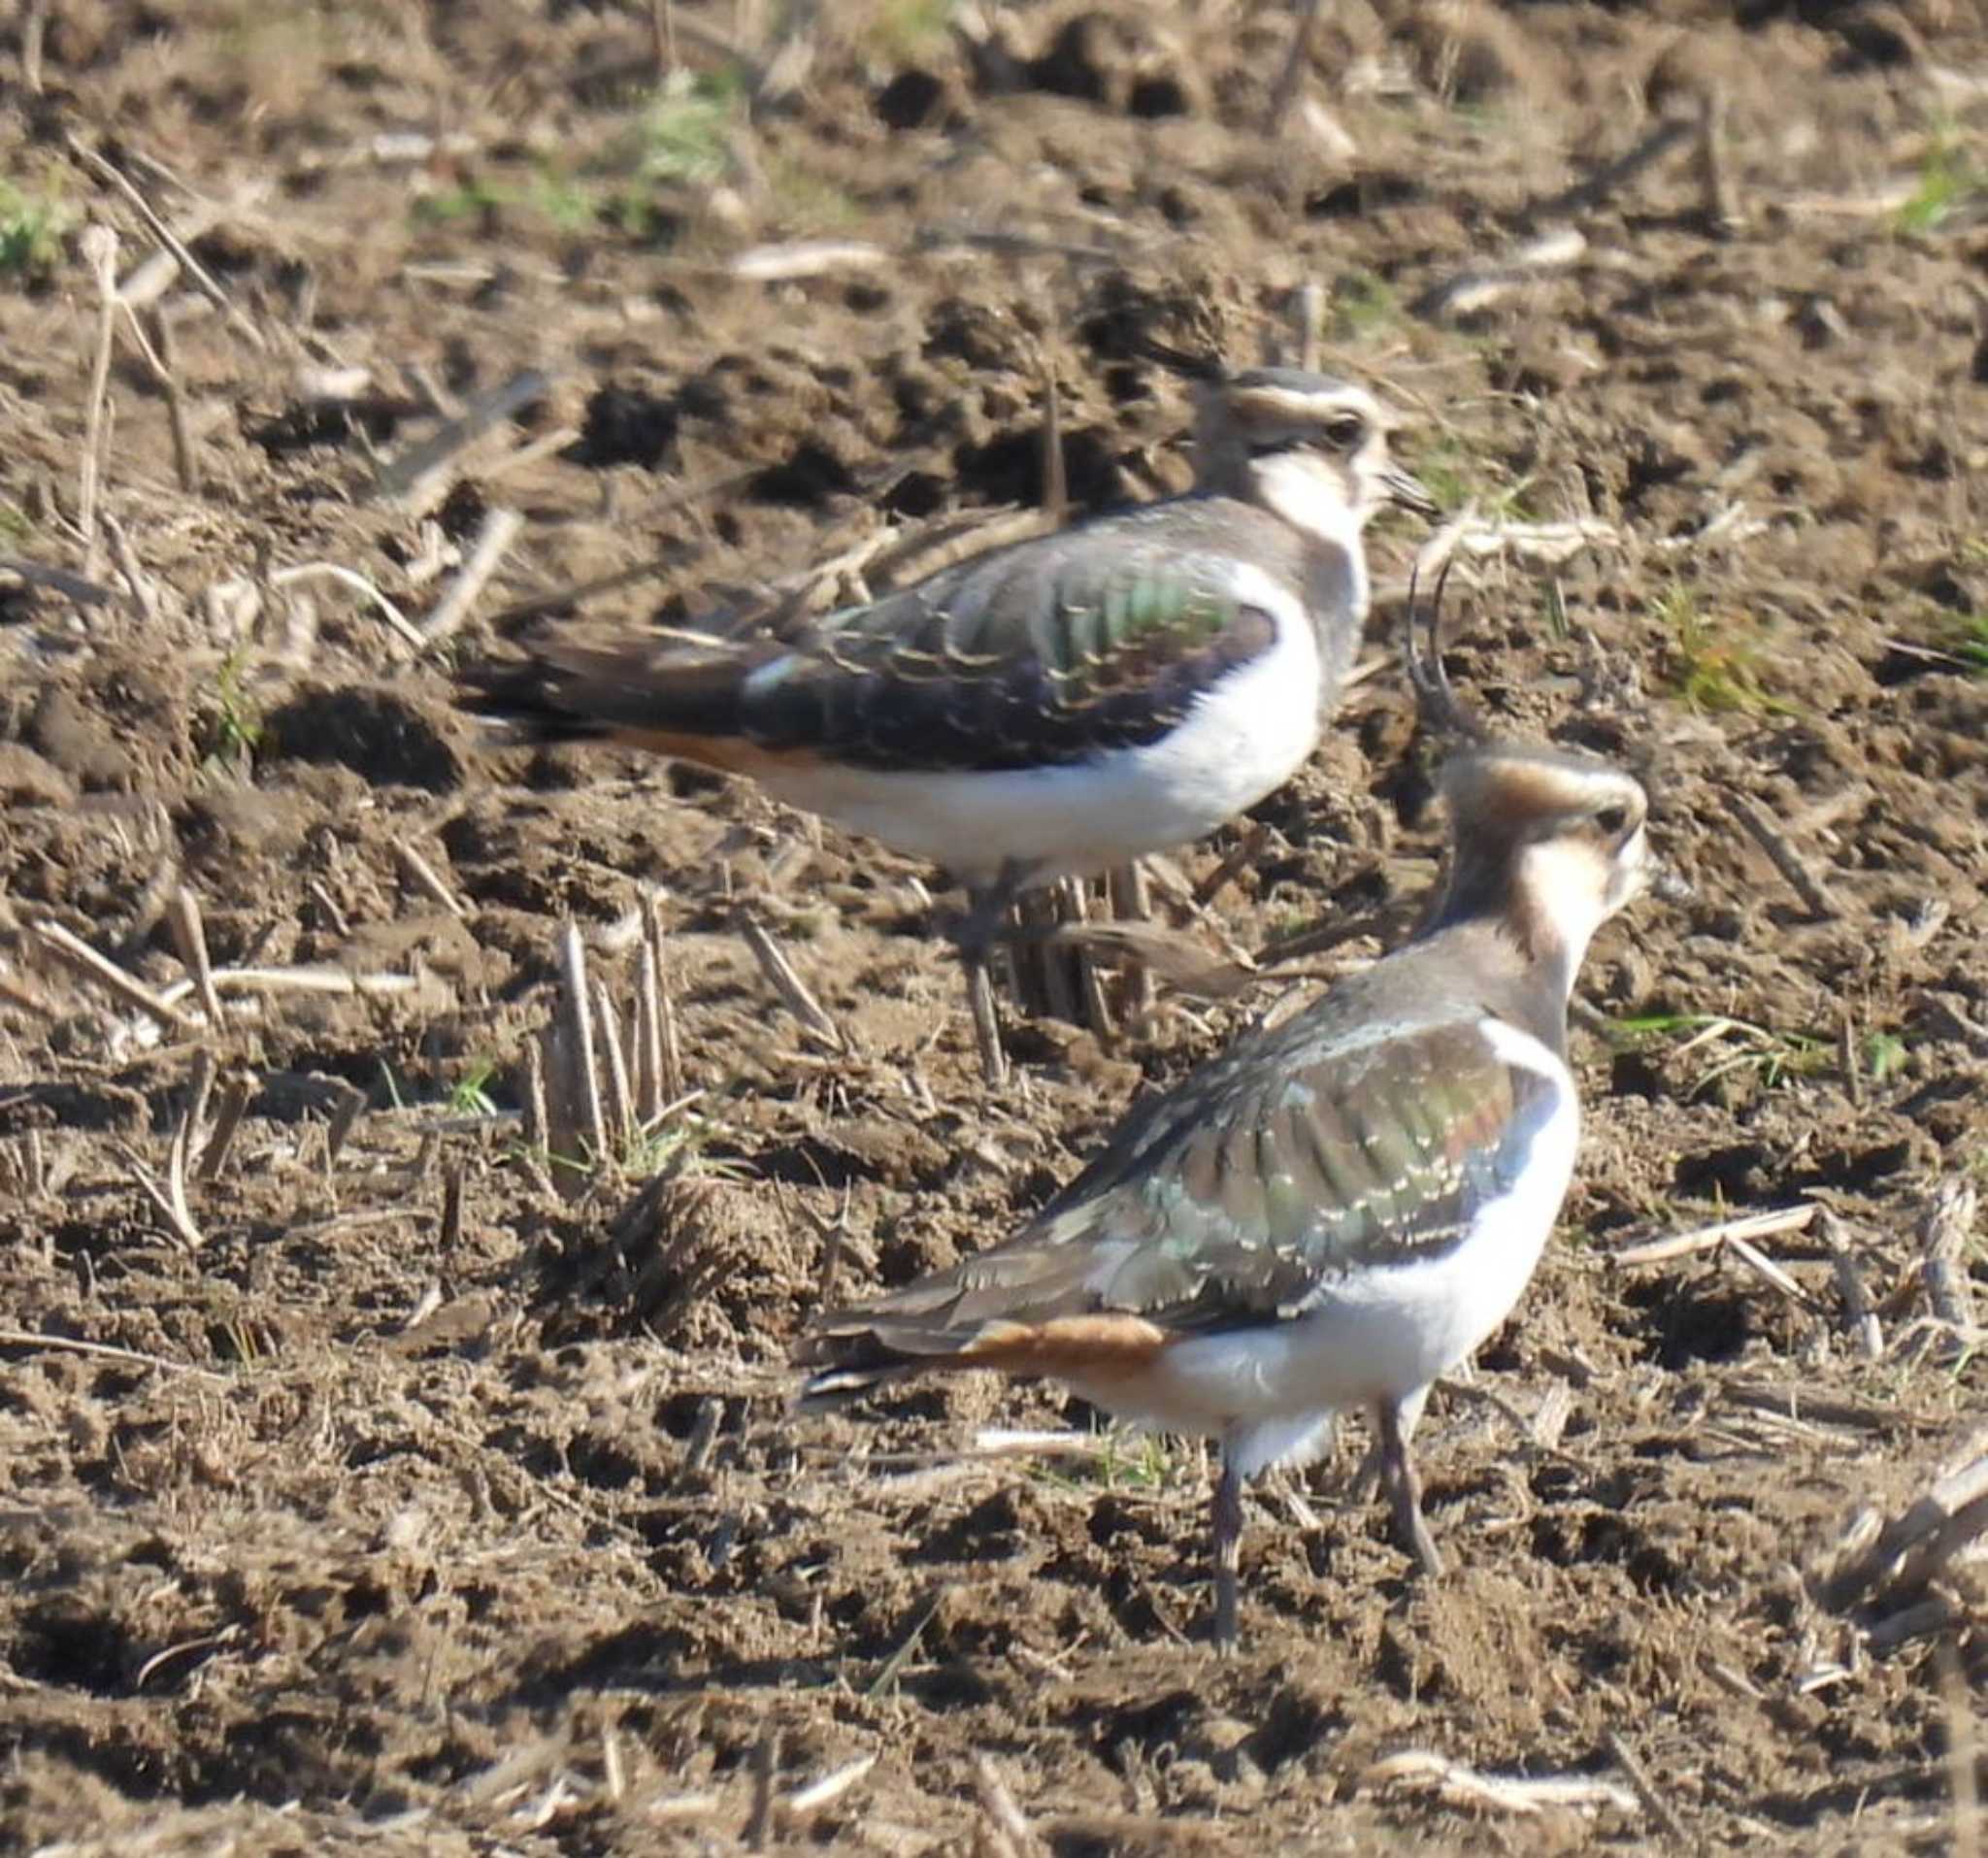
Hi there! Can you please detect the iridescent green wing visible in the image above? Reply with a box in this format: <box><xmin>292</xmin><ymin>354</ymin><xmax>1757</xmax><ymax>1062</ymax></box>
<box><xmin>904</xmin><ymin>1009</ymin><xmax>1562</xmax><ymax>1339</ymax></box>
<box><xmin>736</xmin><ymin>520</ymin><xmax>1284</xmax><ymax>771</ymax></box>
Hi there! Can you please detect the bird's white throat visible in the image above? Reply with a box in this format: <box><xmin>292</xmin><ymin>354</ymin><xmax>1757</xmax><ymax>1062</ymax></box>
<box><xmin>1515</xmin><ymin>826</ymin><xmax>1646</xmax><ymax>997</ymax></box>
<box><xmin>1250</xmin><ymin>450</ymin><xmax>1373</xmax><ymax>549</ymax></box>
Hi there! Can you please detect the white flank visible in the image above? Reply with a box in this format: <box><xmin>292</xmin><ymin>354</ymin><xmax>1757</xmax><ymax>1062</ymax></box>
<box><xmin>755</xmin><ymin>563</ymin><xmax>1326</xmax><ymax>885</ymax></box>
<box><xmin>1063</xmin><ymin>1016</ymin><xmax>1580</xmax><ymax>1476</ymax></box>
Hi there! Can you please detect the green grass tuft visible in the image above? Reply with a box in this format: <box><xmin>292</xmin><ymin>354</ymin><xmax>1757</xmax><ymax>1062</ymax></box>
<box><xmin>195</xmin><ymin>646</ymin><xmax>264</xmax><ymax>775</ymax></box>
<box><xmin>0</xmin><ymin>180</ymin><xmax>72</xmax><ymax>279</ymax></box>
<box><xmin>1659</xmin><ymin>585</ymin><xmax>1790</xmax><ymax>715</ymax></box>
<box><xmin>1897</xmin><ymin>127</ymin><xmax>1984</xmax><ymax>236</ymax></box>
<box><xmin>1945</xmin><ymin>610</ymin><xmax>1988</xmax><ymax>676</ymax></box>
<box><xmin>1609</xmin><ymin>1010</ymin><xmax>1834</xmax><ymax>1098</ymax></box>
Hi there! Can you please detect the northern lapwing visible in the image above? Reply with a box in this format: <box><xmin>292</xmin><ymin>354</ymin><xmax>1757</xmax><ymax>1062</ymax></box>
<box><xmin>468</xmin><ymin>368</ymin><xmax>1434</xmax><ymax>1079</ymax></box>
<box><xmin>795</xmin><ymin>567</ymin><xmax>1658</xmax><ymax>1646</ymax></box>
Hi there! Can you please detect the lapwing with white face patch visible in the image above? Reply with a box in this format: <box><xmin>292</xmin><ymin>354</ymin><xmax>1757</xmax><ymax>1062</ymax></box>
<box><xmin>795</xmin><ymin>563</ymin><xmax>1658</xmax><ymax>1646</ymax></box>
<box><xmin>468</xmin><ymin>368</ymin><xmax>1434</xmax><ymax>1079</ymax></box>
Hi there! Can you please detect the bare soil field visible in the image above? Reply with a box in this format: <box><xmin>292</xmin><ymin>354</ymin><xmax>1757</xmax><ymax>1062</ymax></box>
<box><xmin>3</xmin><ymin>1</ymin><xmax>1987</xmax><ymax>1850</ymax></box>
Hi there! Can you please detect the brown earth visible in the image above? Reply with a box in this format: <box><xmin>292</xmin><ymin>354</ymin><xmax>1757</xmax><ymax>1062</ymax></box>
<box><xmin>3</xmin><ymin>1</ymin><xmax>1988</xmax><ymax>1850</ymax></box>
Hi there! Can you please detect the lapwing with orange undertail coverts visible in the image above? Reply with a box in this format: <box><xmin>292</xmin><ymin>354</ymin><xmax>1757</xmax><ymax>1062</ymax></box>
<box><xmin>794</xmin><ymin>554</ymin><xmax>1662</xmax><ymax>1647</ymax></box>
<box><xmin>466</xmin><ymin>368</ymin><xmax>1435</xmax><ymax>1081</ymax></box>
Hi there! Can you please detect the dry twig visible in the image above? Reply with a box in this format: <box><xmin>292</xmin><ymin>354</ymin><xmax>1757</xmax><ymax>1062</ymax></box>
<box><xmin>1917</xmin><ymin>1180</ymin><xmax>1980</xmax><ymax>1361</ymax></box>
<box><xmin>78</xmin><ymin>224</ymin><xmax>120</xmax><ymax>569</ymax></box>
<box><xmin>974</xmin><ymin>1754</ymin><xmax>1044</xmax><ymax>1858</ymax></box>
<box><xmin>373</xmin><ymin>370</ymin><xmax>549</xmax><ymax>508</ymax></box>
<box><xmin>1610</xmin><ymin>1203</ymin><xmax>1817</xmax><ymax>1267</ymax></box>
<box><xmin>198</xmin><ymin>1072</ymin><xmax>254</xmax><ymax>1180</ymax></box>
<box><xmin>1815</xmin><ymin>1207</ymin><xmax>1884</xmax><ymax>1360</ymax></box>
<box><xmin>1605</xmin><ymin>1730</ymin><xmax>1693</xmax><ymax>1845</ymax></box>
<box><xmin>1733</xmin><ymin>795</ymin><xmax>1837</xmax><ymax>921</ymax></box>
<box><xmin>66</xmin><ymin>134</ymin><xmax>267</xmax><ymax>349</ymax></box>
<box><xmin>1362</xmin><ymin>1749</ymin><xmax>1637</xmax><ymax>1818</ymax></box>
<box><xmin>1821</xmin><ymin>1430</ymin><xmax>1988</xmax><ymax>1615</ymax></box>
<box><xmin>557</xmin><ymin>920</ymin><xmax>612</xmax><ymax>1168</ymax></box>
<box><xmin>738</xmin><ymin>913</ymin><xmax>844</xmax><ymax>1051</ymax></box>
<box><xmin>393</xmin><ymin>841</ymin><xmax>468</xmax><ymax>918</ymax></box>
<box><xmin>0</xmin><ymin>1327</ymin><xmax>227</xmax><ymax>1383</ymax></box>
<box><xmin>324</xmin><ymin>1082</ymin><xmax>367</xmax><ymax>1171</ymax></box>
<box><xmin>417</xmin><ymin>505</ymin><xmax>525</xmax><ymax>649</ymax></box>
<box><xmin>166</xmin><ymin>885</ymin><xmax>224</xmax><ymax>1028</ymax></box>
<box><xmin>32</xmin><ymin>918</ymin><xmax>202</xmax><ymax>1034</ymax></box>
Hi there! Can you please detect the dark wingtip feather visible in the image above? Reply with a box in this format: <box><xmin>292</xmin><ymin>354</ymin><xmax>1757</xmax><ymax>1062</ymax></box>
<box><xmin>791</xmin><ymin>1322</ymin><xmax>929</xmax><ymax>1411</ymax></box>
<box><xmin>454</xmin><ymin>657</ymin><xmax>616</xmax><ymax>747</ymax></box>
<box><xmin>794</xmin><ymin>1361</ymin><xmax>915</xmax><ymax>1411</ymax></box>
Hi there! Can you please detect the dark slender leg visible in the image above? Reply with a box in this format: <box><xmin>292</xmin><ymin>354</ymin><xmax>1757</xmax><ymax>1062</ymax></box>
<box><xmin>1374</xmin><ymin>1398</ymin><xmax>1444</xmax><ymax>1576</ymax></box>
<box><xmin>1210</xmin><ymin>1453</ymin><xmax>1243</xmax><ymax>1651</ymax></box>
<box><xmin>1350</xmin><ymin>1385</ymin><xmax>1427</xmax><ymax>1501</ymax></box>
<box><xmin>956</xmin><ymin>860</ymin><xmax>1032</xmax><ymax>1087</ymax></box>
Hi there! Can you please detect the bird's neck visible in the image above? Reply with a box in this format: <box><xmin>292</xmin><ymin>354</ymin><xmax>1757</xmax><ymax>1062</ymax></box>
<box><xmin>1418</xmin><ymin>847</ymin><xmax>1611</xmax><ymax>1048</ymax></box>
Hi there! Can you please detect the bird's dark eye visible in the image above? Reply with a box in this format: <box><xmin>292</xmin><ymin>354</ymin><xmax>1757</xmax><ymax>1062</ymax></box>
<box><xmin>1595</xmin><ymin>803</ymin><xmax>1630</xmax><ymax>835</ymax></box>
<box><xmin>1322</xmin><ymin>415</ymin><xmax>1366</xmax><ymax>448</ymax></box>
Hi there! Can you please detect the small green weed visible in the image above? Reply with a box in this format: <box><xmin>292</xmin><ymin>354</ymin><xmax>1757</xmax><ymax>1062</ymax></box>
<box><xmin>765</xmin><ymin>156</ymin><xmax>860</xmax><ymax>234</ymax></box>
<box><xmin>1897</xmin><ymin>128</ymin><xmax>1983</xmax><ymax>236</ymax></box>
<box><xmin>1610</xmin><ymin>1011</ymin><xmax>1833</xmax><ymax>1098</ymax></box>
<box><xmin>525</xmin><ymin>1105</ymin><xmax>745</xmax><ymax>1186</ymax></box>
<box><xmin>1036</xmin><ymin>1429</ymin><xmax>1187</xmax><ymax>1496</ymax></box>
<box><xmin>620</xmin><ymin>1110</ymin><xmax>749</xmax><ymax>1182</ymax></box>
<box><xmin>196</xmin><ymin>646</ymin><xmax>263</xmax><ymax>774</ymax></box>
<box><xmin>414</xmin><ymin>165</ymin><xmax>596</xmax><ymax>232</ymax></box>
<box><xmin>1659</xmin><ymin>585</ymin><xmax>1788</xmax><ymax>715</ymax></box>
<box><xmin>1944</xmin><ymin>611</ymin><xmax>1988</xmax><ymax>675</ymax></box>
<box><xmin>860</xmin><ymin>0</ymin><xmax>956</xmax><ymax>63</ymax></box>
<box><xmin>1409</xmin><ymin>432</ymin><xmax>1533</xmax><ymax>520</ymax></box>
<box><xmin>598</xmin><ymin>67</ymin><xmax>750</xmax><ymax>238</ymax></box>
<box><xmin>447</xmin><ymin>1059</ymin><xmax>502</xmax><ymax>1118</ymax></box>
<box><xmin>0</xmin><ymin>180</ymin><xmax>71</xmax><ymax>279</ymax></box>
<box><xmin>630</xmin><ymin>67</ymin><xmax>747</xmax><ymax>188</ymax></box>
<box><xmin>1862</xmin><ymin>1030</ymin><xmax>1909</xmax><ymax>1085</ymax></box>
<box><xmin>1332</xmin><ymin>270</ymin><xmax>1398</xmax><ymax>342</ymax></box>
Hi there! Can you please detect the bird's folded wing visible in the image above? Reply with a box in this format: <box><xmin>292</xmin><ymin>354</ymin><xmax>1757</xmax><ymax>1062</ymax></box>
<box><xmin>757</xmin><ymin>527</ymin><xmax>1285</xmax><ymax>772</ymax></box>
<box><xmin>800</xmin><ymin>1013</ymin><xmax>1562</xmax><ymax>1370</ymax></box>
<box><xmin>484</xmin><ymin>518</ymin><xmax>1296</xmax><ymax>776</ymax></box>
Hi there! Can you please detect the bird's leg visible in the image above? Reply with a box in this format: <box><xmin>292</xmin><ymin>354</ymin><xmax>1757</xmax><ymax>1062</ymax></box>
<box><xmin>955</xmin><ymin>859</ymin><xmax>1032</xmax><ymax>1087</ymax></box>
<box><xmin>1210</xmin><ymin>1450</ymin><xmax>1244</xmax><ymax>1651</ymax></box>
<box><xmin>1374</xmin><ymin>1397</ymin><xmax>1444</xmax><ymax>1577</ymax></box>
<box><xmin>1347</xmin><ymin>1436</ymin><xmax>1381</xmax><ymax>1502</ymax></box>
<box><xmin>1349</xmin><ymin>1384</ymin><xmax>1430</xmax><ymax>1501</ymax></box>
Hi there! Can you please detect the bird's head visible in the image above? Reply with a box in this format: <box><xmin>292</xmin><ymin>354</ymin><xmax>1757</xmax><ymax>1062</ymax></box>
<box><xmin>1195</xmin><ymin>369</ymin><xmax>1436</xmax><ymax>543</ymax></box>
<box><xmin>1434</xmin><ymin>747</ymin><xmax>1653</xmax><ymax>981</ymax></box>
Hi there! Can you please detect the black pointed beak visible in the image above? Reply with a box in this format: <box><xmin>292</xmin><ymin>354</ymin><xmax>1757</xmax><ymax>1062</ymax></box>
<box><xmin>1385</xmin><ymin>466</ymin><xmax>1440</xmax><ymax>519</ymax></box>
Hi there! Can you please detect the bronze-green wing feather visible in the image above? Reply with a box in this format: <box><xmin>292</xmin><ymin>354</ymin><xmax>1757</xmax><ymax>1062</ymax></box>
<box><xmin>478</xmin><ymin>500</ymin><xmax>1325</xmax><ymax>777</ymax></box>
<box><xmin>740</xmin><ymin>503</ymin><xmax>1297</xmax><ymax>771</ymax></box>
<box><xmin>799</xmin><ymin>952</ymin><xmax>1564</xmax><ymax>1384</ymax></box>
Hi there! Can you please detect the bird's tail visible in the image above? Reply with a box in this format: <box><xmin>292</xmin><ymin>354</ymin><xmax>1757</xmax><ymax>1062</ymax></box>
<box><xmin>787</xmin><ymin>1295</ymin><xmax>1161</xmax><ymax>1407</ymax></box>
<box><xmin>457</xmin><ymin>633</ymin><xmax>763</xmax><ymax>754</ymax></box>
<box><xmin>792</xmin><ymin>1315</ymin><xmax>996</xmax><ymax>1411</ymax></box>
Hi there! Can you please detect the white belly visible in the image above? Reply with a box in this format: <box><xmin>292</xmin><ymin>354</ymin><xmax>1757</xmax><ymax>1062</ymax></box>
<box><xmin>1071</xmin><ymin>1020</ymin><xmax>1579</xmax><ymax>1475</ymax></box>
<box><xmin>758</xmin><ymin>586</ymin><xmax>1325</xmax><ymax>886</ymax></box>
